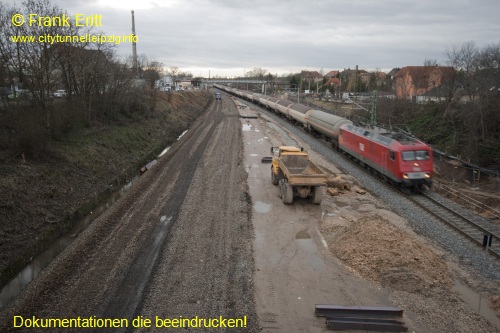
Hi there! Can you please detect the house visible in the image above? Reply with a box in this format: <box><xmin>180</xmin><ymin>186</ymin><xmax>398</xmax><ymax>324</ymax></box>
<box><xmin>301</xmin><ymin>71</ymin><xmax>324</xmax><ymax>83</ymax></box>
<box><xmin>325</xmin><ymin>77</ymin><xmax>340</xmax><ymax>87</ymax></box>
<box><xmin>394</xmin><ymin>66</ymin><xmax>455</xmax><ymax>99</ymax></box>
<box><xmin>324</xmin><ymin>70</ymin><xmax>339</xmax><ymax>79</ymax></box>
<box><xmin>387</xmin><ymin>68</ymin><xmax>401</xmax><ymax>80</ymax></box>
<box><xmin>325</xmin><ymin>77</ymin><xmax>341</xmax><ymax>90</ymax></box>
<box><xmin>415</xmin><ymin>83</ymin><xmax>454</xmax><ymax>103</ymax></box>
<box><xmin>339</xmin><ymin>68</ymin><xmax>369</xmax><ymax>91</ymax></box>
<box><xmin>340</xmin><ymin>68</ymin><xmax>368</xmax><ymax>79</ymax></box>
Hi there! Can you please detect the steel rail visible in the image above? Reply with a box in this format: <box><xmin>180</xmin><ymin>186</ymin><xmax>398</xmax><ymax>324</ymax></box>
<box><xmin>409</xmin><ymin>191</ymin><xmax>500</xmax><ymax>259</ymax></box>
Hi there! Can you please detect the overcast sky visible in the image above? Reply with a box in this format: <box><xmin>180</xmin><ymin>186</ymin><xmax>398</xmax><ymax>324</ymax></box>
<box><xmin>13</xmin><ymin>0</ymin><xmax>500</xmax><ymax>77</ymax></box>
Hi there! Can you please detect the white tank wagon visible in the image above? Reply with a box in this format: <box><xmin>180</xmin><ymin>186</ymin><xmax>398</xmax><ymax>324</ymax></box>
<box><xmin>258</xmin><ymin>95</ymin><xmax>271</xmax><ymax>107</ymax></box>
<box><xmin>287</xmin><ymin>103</ymin><xmax>315</xmax><ymax>126</ymax></box>
<box><xmin>275</xmin><ymin>99</ymin><xmax>293</xmax><ymax>117</ymax></box>
<box><xmin>251</xmin><ymin>93</ymin><xmax>262</xmax><ymax>103</ymax></box>
<box><xmin>264</xmin><ymin>96</ymin><xmax>279</xmax><ymax>110</ymax></box>
<box><xmin>305</xmin><ymin>110</ymin><xmax>353</xmax><ymax>141</ymax></box>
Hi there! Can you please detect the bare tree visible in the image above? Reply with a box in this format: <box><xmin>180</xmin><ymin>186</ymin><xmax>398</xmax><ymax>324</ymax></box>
<box><xmin>423</xmin><ymin>58</ymin><xmax>439</xmax><ymax>67</ymax></box>
<box><xmin>444</xmin><ymin>41</ymin><xmax>500</xmax><ymax>163</ymax></box>
<box><xmin>245</xmin><ymin>67</ymin><xmax>268</xmax><ymax>79</ymax></box>
<box><xmin>169</xmin><ymin>66</ymin><xmax>179</xmax><ymax>90</ymax></box>
<box><xmin>446</xmin><ymin>41</ymin><xmax>480</xmax><ymax>101</ymax></box>
<box><xmin>143</xmin><ymin>59</ymin><xmax>163</xmax><ymax>112</ymax></box>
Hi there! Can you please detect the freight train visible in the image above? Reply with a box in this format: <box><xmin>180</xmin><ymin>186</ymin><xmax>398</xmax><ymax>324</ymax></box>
<box><xmin>214</xmin><ymin>84</ymin><xmax>433</xmax><ymax>188</ymax></box>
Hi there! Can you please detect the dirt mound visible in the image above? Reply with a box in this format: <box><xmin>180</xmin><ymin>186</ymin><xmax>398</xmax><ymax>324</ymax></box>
<box><xmin>328</xmin><ymin>214</ymin><xmax>452</xmax><ymax>291</ymax></box>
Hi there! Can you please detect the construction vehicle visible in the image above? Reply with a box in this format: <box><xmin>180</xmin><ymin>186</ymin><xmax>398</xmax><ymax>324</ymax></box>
<box><xmin>270</xmin><ymin>146</ymin><xmax>327</xmax><ymax>204</ymax></box>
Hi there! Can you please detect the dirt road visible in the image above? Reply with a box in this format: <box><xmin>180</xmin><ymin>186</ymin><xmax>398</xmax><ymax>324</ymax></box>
<box><xmin>0</xmin><ymin>94</ymin><xmax>258</xmax><ymax>332</ymax></box>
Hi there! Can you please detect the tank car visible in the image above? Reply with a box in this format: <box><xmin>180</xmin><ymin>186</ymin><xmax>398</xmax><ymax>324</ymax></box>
<box><xmin>275</xmin><ymin>99</ymin><xmax>293</xmax><ymax>117</ymax></box>
<box><xmin>287</xmin><ymin>103</ymin><xmax>314</xmax><ymax>126</ymax></box>
<box><xmin>305</xmin><ymin>110</ymin><xmax>353</xmax><ymax>142</ymax></box>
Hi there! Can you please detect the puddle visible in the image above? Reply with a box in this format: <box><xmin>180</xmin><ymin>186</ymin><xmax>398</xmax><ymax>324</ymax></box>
<box><xmin>452</xmin><ymin>280</ymin><xmax>500</xmax><ymax>329</ymax></box>
<box><xmin>177</xmin><ymin>130</ymin><xmax>188</xmax><ymax>140</ymax></box>
<box><xmin>158</xmin><ymin>146</ymin><xmax>171</xmax><ymax>157</ymax></box>
<box><xmin>254</xmin><ymin>201</ymin><xmax>272</xmax><ymax>213</ymax></box>
<box><xmin>249</xmin><ymin>153</ymin><xmax>259</xmax><ymax>157</ymax></box>
<box><xmin>0</xmin><ymin>174</ymin><xmax>140</xmax><ymax>310</ymax></box>
<box><xmin>295</xmin><ymin>229</ymin><xmax>311</xmax><ymax>239</ymax></box>
<box><xmin>335</xmin><ymin>201</ymin><xmax>350</xmax><ymax>208</ymax></box>
<box><xmin>242</xmin><ymin>124</ymin><xmax>252</xmax><ymax>131</ymax></box>
<box><xmin>296</xmin><ymin>239</ymin><xmax>325</xmax><ymax>271</ymax></box>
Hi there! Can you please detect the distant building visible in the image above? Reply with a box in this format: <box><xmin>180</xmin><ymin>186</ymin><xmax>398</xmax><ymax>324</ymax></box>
<box><xmin>301</xmin><ymin>71</ymin><xmax>324</xmax><ymax>83</ymax></box>
<box><xmin>324</xmin><ymin>70</ymin><xmax>340</xmax><ymax>79</ymax></box>
<box><xmin>155</xmin><ymin>76</ymin><xmax>173</xmax><ymax>91</ymax></box>
<box><xmin>339</xmin><ymin>68</ymin><xmax>369</xmax><ymax>91</ymax></box>
<box><xmin>325</xmin><ymin>77</ymin><xmax>340</xmax><ymax>88</ymax></box>
<box><xmin>394</xmin><ymin>66</ymin><xmax>455</xmax><ymax>99</ymax></box>
<box><xmin>415</xmin><ymin>83</ymin><xmax>454</xmax><ymax>103</ymax></box>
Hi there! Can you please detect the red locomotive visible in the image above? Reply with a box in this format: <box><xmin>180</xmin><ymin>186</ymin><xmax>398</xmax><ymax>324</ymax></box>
<box><xmin>339</xmin><ymin>124</ymin><xmax>433</xmax><ymax>187</ymax></box>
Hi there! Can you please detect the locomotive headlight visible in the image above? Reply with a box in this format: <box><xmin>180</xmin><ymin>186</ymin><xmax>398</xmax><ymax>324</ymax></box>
<box><xmin>403</xmin><ymin>174</ymin><xmax>409</xmax><ymax>179</ymax></box>
<box><xmin>424</xmin><ymin>172</ymin><xmax>431</xmax><ymax>178</ymax></box>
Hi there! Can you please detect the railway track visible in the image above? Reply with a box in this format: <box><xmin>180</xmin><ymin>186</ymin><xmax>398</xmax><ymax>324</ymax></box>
<box><xmin>227</xmin><ymin>91</ymin><xmax>500</xmax><ymax>260</ymax></box>
<box><xmin>410</xmin><ymin>190</ymin><xmax>500</xmax><ymax>258</ymax></box>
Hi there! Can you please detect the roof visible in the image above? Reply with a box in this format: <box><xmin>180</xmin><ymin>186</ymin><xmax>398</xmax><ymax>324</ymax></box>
<box><xmin>325</xmin><ymin>70</ymin><xmax>339</xmax><ymax>78</ymax></box>
<box><xmin>325</xmin><ymin>78</ymin><xmax>340</xmax><ymax>86</ymax></box>
<box><xmin>343</xmin><ymin>124</ymin><xmax>427</xmax><ymax>148</ymax></box>
<box><xmin>387</xmin><ymin>68</ymin><xmax>401</xmax><ymax>77</ymax></box>
<box><xmin>340</xmin><ymin>68</ymin><xmax>368</xmax><ymax>76</ymax></box>
<box><xmin>395</xmin><ymin>66</ymin><xmax>455</xmax><ymax>80</ymax></box>
<box><xmin>301</xmin><ymin>71</ymin><xmax>323</xmax><ymax>79</ymax></box>
<box><xmin>418</xmin><ymin>82</ymin><xmax>453</xmax><ymax>97</ymax></box>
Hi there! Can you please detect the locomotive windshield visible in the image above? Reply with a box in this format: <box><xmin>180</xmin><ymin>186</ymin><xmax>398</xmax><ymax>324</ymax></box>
<box><xmin>402</xmin><ymin>150</ymin><xmax>429</xmax><ymax>161</ymax></box>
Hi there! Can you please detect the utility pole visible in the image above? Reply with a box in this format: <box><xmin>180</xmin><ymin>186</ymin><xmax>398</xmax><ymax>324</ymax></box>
<box><xmin>370</xmin><ymin>90</ymin><xmax>377</xmax><ymax>126</ymax></box>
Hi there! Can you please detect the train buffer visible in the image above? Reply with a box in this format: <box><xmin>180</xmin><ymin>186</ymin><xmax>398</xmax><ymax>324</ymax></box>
<box><xmin>315</xmin><ymin>304</ymin><xmax>407</xmax><ymax>332</ymax></box>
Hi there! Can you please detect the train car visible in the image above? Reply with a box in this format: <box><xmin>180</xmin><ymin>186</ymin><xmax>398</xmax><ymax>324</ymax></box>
<box><xmin>287</xmin><ymin>103</ymin><xmax>314</xmax><ymax>126</ymax></box>
<box><xmin>265</xmin><ymin>96</ymin><xmax>279</xmax><ymax>110</ymax></box>
<box><xmin>238</xmin><ymin>90</ymin><xmax>247</xmax><ymax>98</ymax></box>
<box><xmin>252</xmin><ymin>93</ymin><xmax>262</xmax><ymax>104</ymax></box>
<box><xmin>258</xmin><ymin>95</ymin><xmax>271</xmax><ymax>107</ymax></box>
<box><xmin>275</xmin><ymin>99</ymin><xmax>293</xmax><ymax>117</ymax></box>
<box><xmin>305</xmin><ymin>110</ymin><xmax>353</xmax><ymax>141</ymax></box>
<box><xmin>339</xmin><ymin>124</ymin><xmax>433</xmax><ymax>187</ymax></box>
<box><xmin>245</xmin><ymin>92</ymin><xmax>255</xmax><ymax>100</ymax></box>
